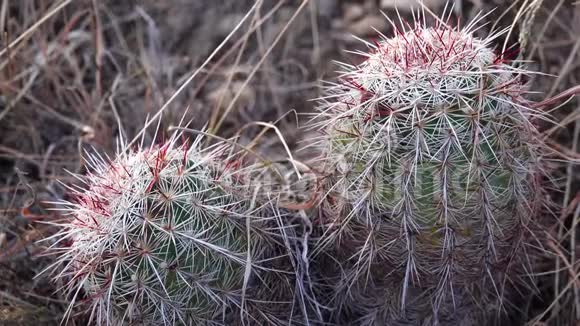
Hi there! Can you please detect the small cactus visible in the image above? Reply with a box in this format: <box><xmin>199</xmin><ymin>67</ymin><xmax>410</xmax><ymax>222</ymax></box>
<box><xmin>312</xmin><ymin>12</ymin><xmax>549</xmax><ymax>325</ymax></box>
<box><xmin>44</xmin><ymin>134</ymin><xmax>302</xmax><ymax>325</ymax></box>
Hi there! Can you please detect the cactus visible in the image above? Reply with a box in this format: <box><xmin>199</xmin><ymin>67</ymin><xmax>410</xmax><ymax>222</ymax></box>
<box><xmin>312</xmin><ymin>12</ymin><xmax>549</xmax><ymax>325</ymax></box>
<box><xmin>43</xmin><ymin>134</ymin><xmax>303</xmax><ymax>325</ymax></box>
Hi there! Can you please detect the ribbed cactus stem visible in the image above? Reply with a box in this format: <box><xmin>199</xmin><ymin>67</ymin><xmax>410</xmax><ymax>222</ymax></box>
<box><xmin>314</xmin><ymin>12</ymin><xmax>548</xmax><ymax>324</ymax></box>
<box><xmin>44</xmin><ymin>135</ymin><xmax>299</xmax><ymax>325</ymax></box>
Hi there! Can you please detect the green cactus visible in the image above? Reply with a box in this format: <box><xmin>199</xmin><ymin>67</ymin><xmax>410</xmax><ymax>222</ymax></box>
<box><xmin>312</xmin><ymin>12</ymin><xmax>549</xmax><ymax>325</ymax></box>
<box><xmin>43</xmin><ymin>134</ymin><xmax>304</xmax><ymax>325</ymax></box>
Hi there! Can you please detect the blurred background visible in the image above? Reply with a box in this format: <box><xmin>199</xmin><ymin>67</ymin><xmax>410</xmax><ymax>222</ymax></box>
<box><xmin>0</xmin><ymin>0</ymin><xmax>578</xmax><ymax>325</ymax></box>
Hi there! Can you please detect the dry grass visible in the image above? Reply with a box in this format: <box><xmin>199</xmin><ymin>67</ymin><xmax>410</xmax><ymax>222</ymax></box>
<box><xmin>0</xmin><ymin>0</ymin><xmax>577</xmax><ymax>325</ymax></box>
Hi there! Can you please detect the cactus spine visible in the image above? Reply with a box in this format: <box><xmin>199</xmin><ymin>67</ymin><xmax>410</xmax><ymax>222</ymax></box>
<box><xmin>45</xmin><ymin>134</ymin><xmax>301</xmax><ymax>325</ymax></box>
<box><xmin>313</xmin><ymin>12</ymin><xmax>548</xmax><ymax>325</ymax></box>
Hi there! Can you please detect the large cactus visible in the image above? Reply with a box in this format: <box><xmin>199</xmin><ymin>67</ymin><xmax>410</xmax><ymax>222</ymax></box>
<box><xmin>44</xmin><ymin>134</ymin><xmax>302</xmax><ymax>325</ymax></box>
<box><xmin>312</xmin><ymin>14</ymin><xmax>549</xmax><ymax>325</ymax></box>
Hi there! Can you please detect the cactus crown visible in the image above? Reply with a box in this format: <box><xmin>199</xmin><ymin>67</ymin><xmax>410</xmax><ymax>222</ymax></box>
<box><xmin>45</xmin><ymin>134</ymin><xmax>297</xmax><ymax>325</ymax></box>
<box><xmin>313</xmin><ymin>11</ymin><xmax>548</xmax><ymax>323</ymax></box>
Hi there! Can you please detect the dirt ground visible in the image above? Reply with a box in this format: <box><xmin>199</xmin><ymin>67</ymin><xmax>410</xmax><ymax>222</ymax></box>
<box><xmin>0</xmin><ymin>0</ymin><xmax>578</xmax><ymax>325</ymax></box>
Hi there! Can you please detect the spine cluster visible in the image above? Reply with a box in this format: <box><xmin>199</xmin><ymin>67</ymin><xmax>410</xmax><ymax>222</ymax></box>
<box><xmin>312</xmin><ymin>13</ymin><xmax>549</xmax><ymax>324</ymax></box>
<box><xmin>46</xmin><ymin>135</ymin><xmax>301</xmax><ymax>325</ymax></box>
